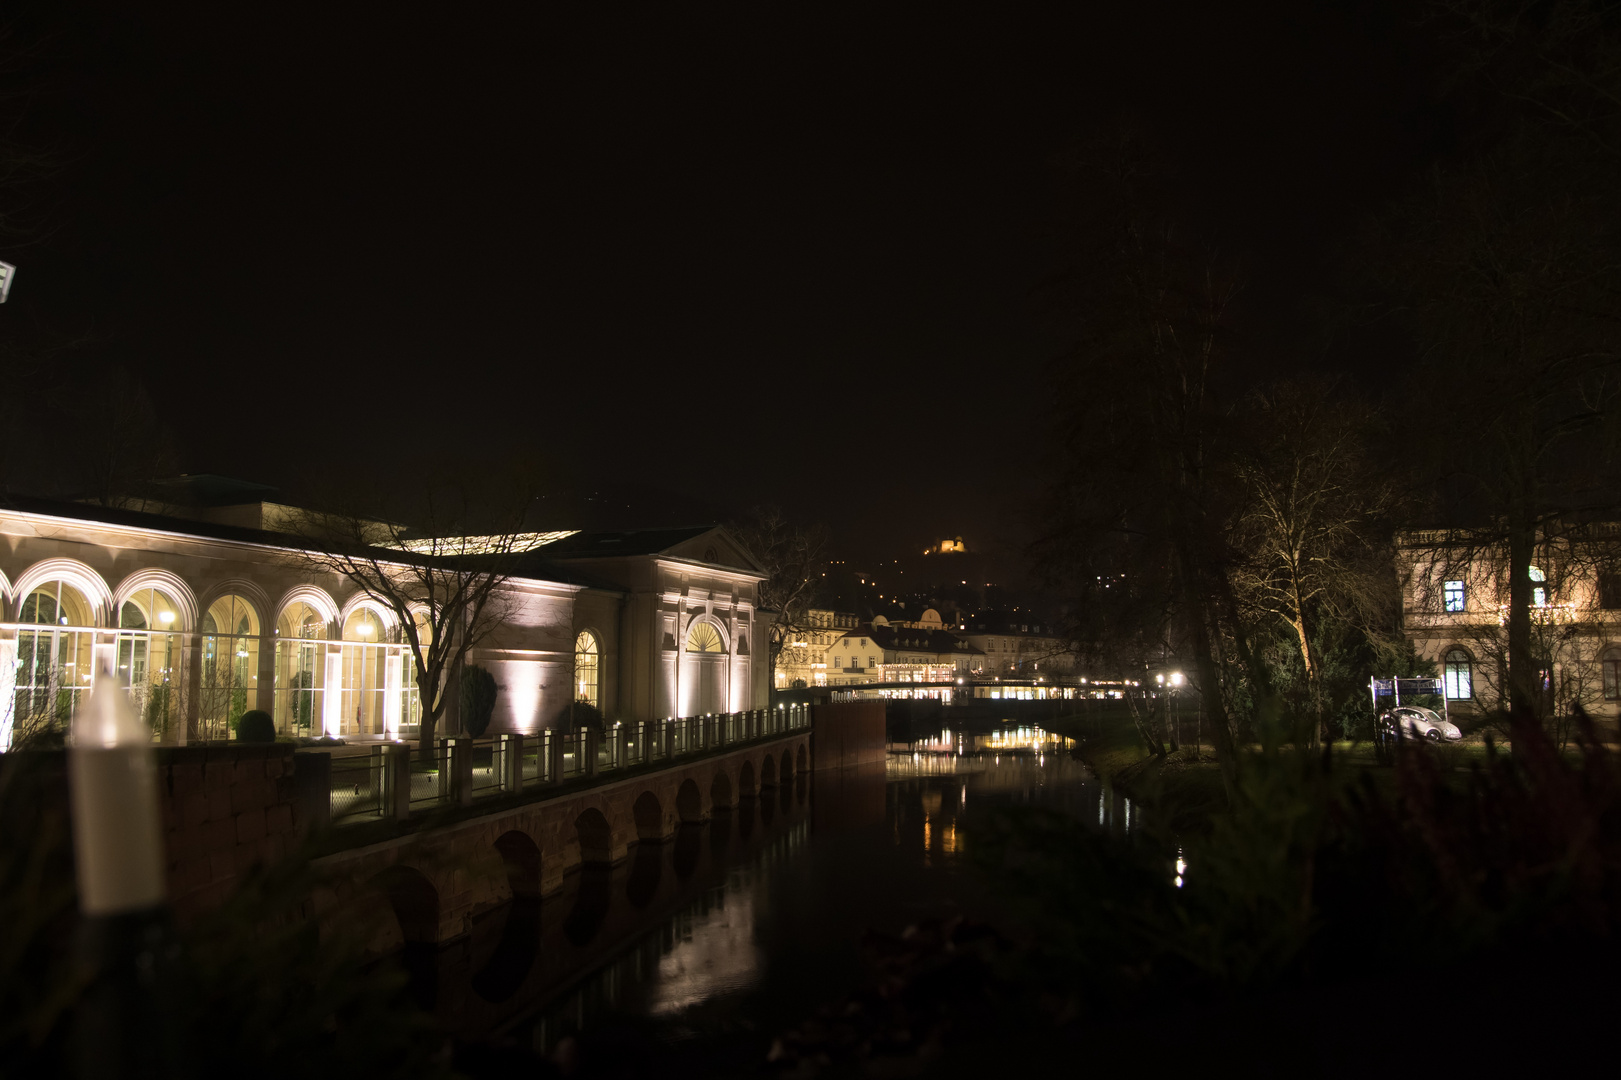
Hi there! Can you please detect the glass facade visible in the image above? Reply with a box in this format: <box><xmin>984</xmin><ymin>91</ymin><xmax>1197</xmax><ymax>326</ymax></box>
<box><xmin>198</xmin><ymin>594</ymin><xmax>259</xmax><ymax>741</ymax></box>
<box><xmin>13</xmin><ymin>582</ymin><xmax>97</xmax><ymax>736</ymax></box>
<box><xmin>118</xmin><ymin>588</ymin><xmax>186</xmax><ymax>739</ymax></box>
<box><xmin>274</xmin><ymin>601</ymin><xmax>327</xmax><ymax>737</ymax></box>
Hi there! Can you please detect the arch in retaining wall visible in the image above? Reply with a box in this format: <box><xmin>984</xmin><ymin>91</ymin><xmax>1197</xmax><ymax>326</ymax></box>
<box><xmin>676</xmin><ymin>777</ymin><xmax>703</xmax><ymax>823</ymax></box>
<box><xmin>710</xmin><ymin>769</ymin><xmax>733</xmax><ymax>811</ymax></box>
<box><xmin>371</xmin><ymin>864</ymin><xmax>440</xmax><ymax>945</ymax></box>
<box><xmin>494</xmin><ymin>829</ymin><xmax>542</xmax><ymax>900</ymax></box>
<box><xmin>632</xmin><ymin>790</ymin><xmax>664</xmax><ymax>842</ymax></box>
<box><xmin>575</xmin><ymin>808</ymin><xmax>613</xmax><ymax>866</ymax></box>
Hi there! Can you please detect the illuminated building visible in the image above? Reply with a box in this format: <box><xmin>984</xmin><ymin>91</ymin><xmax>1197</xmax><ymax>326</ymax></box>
<box><xmin>773</xmin><ymin>608</ymin><xmax>858</xmax><ymax>690</ymax></box>
<box><xmin>0</xmin><ymin>485</ymin><xmax>769</xmax><ymax>748</ymax></box>
<box><xmin>825</xmin><ymin>611</ymin><xmax>981</xmax><ymax>686</ymax></box>
<box><xmin>1399</xmin><ymin>527</ymin><xmax>1621</xmax><ymax>719</ymax></box>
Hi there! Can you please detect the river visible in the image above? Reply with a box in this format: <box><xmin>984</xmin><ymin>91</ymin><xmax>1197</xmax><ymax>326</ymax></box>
<box><xmin>424</xmin><ymin>728</ymin><xmax>1131</xmax><ymax>1074</ymax></box>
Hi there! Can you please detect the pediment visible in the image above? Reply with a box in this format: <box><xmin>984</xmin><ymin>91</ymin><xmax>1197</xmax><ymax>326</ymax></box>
<box><xmin>663</xmin><ymin>528</ymin><xmax>765</xmax><ymax>575</ymax></box>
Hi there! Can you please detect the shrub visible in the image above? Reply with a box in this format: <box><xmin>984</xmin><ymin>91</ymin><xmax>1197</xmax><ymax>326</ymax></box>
<box><xmin>459</xmin><ymin>664</ymin><xmax>498</xmax><ymax>737</ymax></box>
<box><xmin>556</xmin><ymin>699</ymin><xmax>606</xmax><ymax>735</ymax></box>
<box><xmin>236</xmin><ymin>710</ymin><xmax>276</xmax><ymax>743</ymax></box>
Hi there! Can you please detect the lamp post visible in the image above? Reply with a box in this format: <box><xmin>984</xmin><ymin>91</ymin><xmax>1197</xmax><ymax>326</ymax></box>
<box><xmin>69</xmin><ymin>671</ymin><xmax>183</xmax><ymax>1078</ymax></box>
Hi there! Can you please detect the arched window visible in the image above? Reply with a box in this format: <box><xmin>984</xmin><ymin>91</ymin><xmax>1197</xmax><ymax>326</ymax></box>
<box><xmin>13</xmin><ymin>582</ymin><xmax>97</xmax><ymax>736</ymax></box>
<box><xmin>686</xmin><ymin>621</ymin><xmax>725</xmax><ymax>653</ymax></box>
<box><xmin>274</xmin><ymin>601</ymin><xmax>327</xmax><ymax>737</ymax></box>
<box><xmin>119</xmin><ymin>587</ymin><xmax>186</xmax><ymax>738</ymax></box>
<box><xmin>1443</xmin><ymin>648</ymin><xmax>1473</xmax><ymax>700</ymax></box>
<box><xmin>1529</xmin><ymin>565</ymin><xmax>1547</xmax><ymax>608</ymax></box>
<box><xmin>575</xmin><ymin>631</ymin><xmax>600</xmax><ymax>707</ymax></box>
<box><xmin>1604</xmin><ymin>647</ymin><xmax>1621</xmax><ymax>702</ymax></box>
<box><xmin>341</xmin><ymin>608</ymin><xmax>392</xmax><ymax>736</ymax></box>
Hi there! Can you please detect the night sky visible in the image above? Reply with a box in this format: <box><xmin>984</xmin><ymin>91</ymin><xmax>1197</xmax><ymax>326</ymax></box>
<box><xmin>5</xmin><ymin>1</ymin><xmax>1436</xmax><ymax>563</ymax></box>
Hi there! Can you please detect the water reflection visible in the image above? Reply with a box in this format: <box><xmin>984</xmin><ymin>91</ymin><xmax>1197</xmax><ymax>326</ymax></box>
<box><xmin>435</xmin><ymin>748</ymin><xmax>1137</xmax><ymax>1063</ymax></box>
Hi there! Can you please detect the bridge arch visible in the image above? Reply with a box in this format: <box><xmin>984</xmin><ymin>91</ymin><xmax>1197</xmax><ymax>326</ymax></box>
<box><xmin>796</xmin><ymin>743</ymin><xmax>807</xmax><ymax>776</ymax></box>
<box><xmin>676</xmin><ymin>778</ymin><xmax>703</xmax><ymax>823</ymax></box>
<box><xmin>780</xmin><ymin>749</ymin><xmax>794</xmax><ymax>783</ymax></box>
<box><xmin>710</xmin><ymin>769</ymin><xmax>733</xmax><ymax>811</ymax></box>
<box><xmin>632</xmin><ymin>790</ymin><xmax>664</xmax><ymax>842</ymax></box>
<box><xmin>371</xmin><ymin>865</ymin><xmax>439</xmax><ymax>944</ymax></box>
<box><xmin>737</xmin><ymin>759</ymin><xmax>756</xmax><ymax>798</ymax></box>
<box><xmin>575</xmin><ymin>807</ymin><xmax>613</xmax><ymax>866</ymax></box>
<box><xmin>760</xmin><ymin>753</ymin><xmax>777</xmax><ymax>789</ymax></box>
<box><xmin>494</xmin><ymin>829</ymin><xmax>542</xmax><ymax>900</ymax></box>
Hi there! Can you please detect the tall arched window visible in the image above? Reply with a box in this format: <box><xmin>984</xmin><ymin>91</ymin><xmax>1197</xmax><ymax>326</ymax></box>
<box><xmin>341</xmin><ymin>607</ymin><xmax>392</xmax><ymax>736</ymax></box>
<box><xmin>198</xmin><ymin>595</ymin><xmax>258</xmax><ymax>740</ymax></box>
<box><xmin>1604</xmin><ymin>647</ymin><xmax>1621</xmax><ymax>702</ymax></box>
<box><xmin>14</xmin><ymin>582</ymin><xmax>97</xmax><ymax>734</ymax></box>
<box><xmin>119</xmin><ymin>587</ymin><xmax>186</xmax><ymax>738</ymax></box>
<box><xmin>575</xmin><ymin>631</ymin><xmax>600</xmax><ymax>707</ymax></box>
<box><xmin>274</xmin><ymin>601</ymin><xmax>327</xmax><ymax>737</ymax></box>
<box><xmin>1529</xmin><ymin>565</ymin><xmax>1548</xmax><ymax>607</ymax></box>
<box><xmin>1443</xmin><ymin>648</ymin><xmax>1474</xmax><ymax>700</ymax></box>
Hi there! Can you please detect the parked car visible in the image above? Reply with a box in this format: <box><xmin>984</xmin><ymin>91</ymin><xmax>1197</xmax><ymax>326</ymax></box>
<box><xmin>1379</xmin><ymin>705</ymin><xmax>1463</xmax><ymax>743</ymax></box>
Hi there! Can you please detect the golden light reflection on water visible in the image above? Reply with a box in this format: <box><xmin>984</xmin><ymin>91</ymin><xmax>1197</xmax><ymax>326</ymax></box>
<box><xmin>646</xmin><ymin>890</ymin><xmax>764</xmax><ymax>1016</ymax></box>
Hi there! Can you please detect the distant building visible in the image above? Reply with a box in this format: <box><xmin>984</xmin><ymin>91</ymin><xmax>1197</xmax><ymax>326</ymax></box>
<box><xmin>773</xmin><ymin>608</ymin><xmax>859</xmax><ymax>689</ymax></box>
<box><xmin>826</xmin><ymin>611</ymin><xmax>982</xmax><ymax>686</ymax></box>
<box><xmin>959</xmin><ymin>615</ymin><xmax>1075</xmax><ymax>676</ymax></box>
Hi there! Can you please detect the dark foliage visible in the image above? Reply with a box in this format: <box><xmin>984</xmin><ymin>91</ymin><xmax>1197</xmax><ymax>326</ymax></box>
<box><xmin>973</xmin><ymin>707</ymin><xmax>1621</xmax><ymax>1012</ymax></box>
<box><xmin>556</xmin><ymin>700</ymin><xmax>606</xmax><ymax>736</ymax></box>
<box><xmin>235</xmin><ymin>710</ymin><xmax>276</xmax><ymax>744</ymax></box>
<box><xmin>459</xmin><ymin>665</ymin><xmax>498</xmax><ymax>738</ymax></box>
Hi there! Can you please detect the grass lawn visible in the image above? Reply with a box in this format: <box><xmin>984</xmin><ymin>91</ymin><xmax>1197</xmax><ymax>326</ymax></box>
<box><xmin>1044</xmin><ymin>702</ymin><xmax>1529</xmax><ymax>830</ymax></box>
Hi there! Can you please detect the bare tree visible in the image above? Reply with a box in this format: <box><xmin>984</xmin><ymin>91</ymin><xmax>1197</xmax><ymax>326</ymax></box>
<box><xmin>1036</xmin><ymin>129</ymin><xmax>1282</xmax><ymax>789</ymax></box>
<box><xmin>1228</xmin><ymin>380</ymin><xmax>1403</xmax><ymax>743</ymax></box>
<box><xmin>283</xmin><ymin>483</ymin><xmax>533</xmax><ymax>762</ymax></box>
<box><xmin>727</xmin><ymin>505</ymin><xmax>827</xmax><ymax>679</ymax></box>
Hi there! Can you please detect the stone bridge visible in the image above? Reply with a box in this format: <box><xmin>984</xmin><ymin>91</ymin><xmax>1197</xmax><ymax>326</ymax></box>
<box><xmin>310</xmin><ymin>731</ymin><xmax>812</xmax><ymax>951</ymax></box>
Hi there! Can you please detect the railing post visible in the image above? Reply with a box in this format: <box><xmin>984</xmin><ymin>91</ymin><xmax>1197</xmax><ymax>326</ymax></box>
<box><xmin>293</xmin><ymin>751</ymin><xmax>331</xmax><ymax>833</ymax></box>
<box><xmin>547</xmin><ymin>727</ymin><xmax>564</xmax><ymax>785</ymax></box>
<box><xmin>436</xmin><ymin>738</ymin><xmax>453</xmax><ymax>804</ymax></box>
<box><xmin>499</xmin><ymin>733</ymin><xmax>522</xmax><ymax>792</ymax></box>
<box><xmin>584</xmin><ymin>726</ymin><xmax>599</xmax><ymax>778</ymax></box>
<box><xmin>447</xmin><ymin>736</ymin><xmax>473</xmax><ymax>806</ymax></box>
<box><xmin>384</xmin><ymin>743</ymin><xmax>410</xmax><ymax>819</ymax></box>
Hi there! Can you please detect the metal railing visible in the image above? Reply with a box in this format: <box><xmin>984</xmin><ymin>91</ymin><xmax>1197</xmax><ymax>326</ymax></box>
<box><xmin>306</xmin><ymin>703</ymin><xmax>811</xmax><ymax>826</ymax></box>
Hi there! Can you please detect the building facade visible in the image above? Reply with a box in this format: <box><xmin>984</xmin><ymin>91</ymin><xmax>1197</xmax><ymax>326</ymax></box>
<box><xmin>0</xmin><ymin>495</ymin><xmax>770</xmax><ymax>748</ymax></box>
<box><xmin>774</xmin><ymin>608</ymin><xmax>859</xmax><ymax>689</ymax></box>
<box><xmin>1400</xmin><ymin>528</ymin><xmax>1621</xmax><ymax>720</ymax></box>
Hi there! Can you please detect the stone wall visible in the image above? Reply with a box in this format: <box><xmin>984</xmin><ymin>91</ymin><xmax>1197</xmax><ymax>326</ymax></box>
<box><xmin>156</xmin><ymin>744</ymin><xmax>302</xmax><ymax>921</ymax></box>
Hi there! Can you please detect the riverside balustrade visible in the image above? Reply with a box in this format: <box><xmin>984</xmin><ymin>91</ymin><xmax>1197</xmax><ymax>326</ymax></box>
<box><xmin>310</xmin><ymin>703</ymin><xmax>811</xmax><ymax>826</ymax></box>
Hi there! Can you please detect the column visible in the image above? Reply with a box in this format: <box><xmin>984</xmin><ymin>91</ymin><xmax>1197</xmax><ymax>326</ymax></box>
<box><xmin>0</xmin><ymin>631</ymin><xmax>16</xmax><ymax>751</ymax></box>
<box><xmin>255</xmin><ymin>632</ymin><xmax>276</xmax><ymax>715</ymax></box>
<box><xmin>323</xmin><ymin>647</ymin><xmax>343</xmax><ymax>737</ymax></box>
<box><xmin>383</xmin><ymin>647</ymin><xmax>403</xmax><ymax>737</ymax></box>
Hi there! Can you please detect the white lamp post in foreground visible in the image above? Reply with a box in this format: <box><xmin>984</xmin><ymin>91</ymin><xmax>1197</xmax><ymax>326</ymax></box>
<box><xmin>68</xmin><ymin>671</ymin><xmax>180</xmax><ymax>1078</ymax></box>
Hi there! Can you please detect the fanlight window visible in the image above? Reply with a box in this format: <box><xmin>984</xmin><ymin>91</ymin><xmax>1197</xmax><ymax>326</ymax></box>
<box><xmin>686</xmin><ymin>621</ymin><xmax>725</xmax><ymax>653</ymax></box>
<box><xmin>575</xmin><ymin>630</ymin><xmax>600</xmax><ymax>706</ymax></box>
